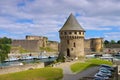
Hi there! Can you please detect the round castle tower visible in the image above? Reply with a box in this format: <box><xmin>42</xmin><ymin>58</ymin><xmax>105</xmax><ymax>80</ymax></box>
<box><xmin>91</xmin><ymin>38</ymin><xmax>103</xmax><ymax>52</ymax></box>
<box><xmin>59</xmin><ymin>13</ymin><xmax>85</xmax><ymax>58</ymax></box>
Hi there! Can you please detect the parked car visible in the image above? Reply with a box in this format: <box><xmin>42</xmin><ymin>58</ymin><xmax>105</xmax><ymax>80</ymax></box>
<box><xmin>100</xmin><ymin>64</ymin><xmax>114</xmax><ymax>72</ymax></box>
<box><xmin>99</xmin><ymin>67</ymin><xmax>111</xmax><ymax>73</ymax></box>
<box><xmin>94</xmin><ymin>73</ymin><xmax>110</xmax><ymax>80</ymax></box>
<box><xmin>98</xmin><ymin>70</ymin><xmax>112</xmax><ymax>77</ymax></box>
<box><xmin>94</xmin><ymin>77</ymin><xmax>105</xmax><ymax>80</ymax></box>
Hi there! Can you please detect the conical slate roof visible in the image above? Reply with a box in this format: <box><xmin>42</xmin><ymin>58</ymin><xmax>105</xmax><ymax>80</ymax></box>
<box><xmin>59</xmin><ymin>13</ymin><xmax>85</xmax><ymax>31</ymax></box>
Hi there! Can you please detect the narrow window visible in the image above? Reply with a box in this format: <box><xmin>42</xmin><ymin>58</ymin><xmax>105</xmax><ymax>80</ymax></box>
<box><xmin>71</xmin><ymin>48</ymin><xmax>73</xmax><ymax>51</ymax></box>
<box><xmin>69</xmin><ymin>32</ymin><xmax>72</xmax><ymax>34</ymax></box>
<box><xmin>61</xmin><ymin>32</ymin><xmax>63</xmax><ymax>35</ymax></box>
<box><xmin>74</xmin><ymin>32</ymin><xmax>77</xmax><ymax>34</ymax></box>
<box><xmin>64</xmin><ymin>32</ymin><xmax>67</xmax><ymax>35</ymax></box>
<box><xmin>79</xmin><ymin>32</ymin><xmax>81</xmax><ymax>35</ymax></box>
<box><xmin>67</xmin><ymin>40</ymin><xmax>69</xmax><ymax>44</ymax></box>
<box><xmin>73</xmin><ymin>42</ymin><xmax>76</xmax><ymax>47</ymax></box>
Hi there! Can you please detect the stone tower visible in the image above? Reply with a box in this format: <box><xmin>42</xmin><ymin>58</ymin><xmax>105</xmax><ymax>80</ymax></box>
<box><xmin>90</xmin><ymin>38</ymin><xmax>103</xmax><ymax>52</ymax></box>
<box><xmin>59</xmin><ymin>13</ymin><xmax>85</xmax><ymax>58</ymax></box>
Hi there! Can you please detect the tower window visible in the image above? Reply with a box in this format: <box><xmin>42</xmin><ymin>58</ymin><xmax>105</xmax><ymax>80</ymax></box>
<box><xmin>61</xmin><ymin>32</ymin><xmax>63</xmax><ymax>35</ymax></box>
<box><xmin>69</xmin><ymin>32</ymin><xmax>72</xmax><ymax>34</ymax></box>
<box><xmin>64</xmin><ymin>32</ymin><xmax>67</xmax><ymax>35</ymax></box>
<box><xmin>71</xmin><ymin>48</ymin><xmax>73</xmax><ymax>51</ymax></box>
<box><xmin>74</xmin><ymin>32</ymin><xmax>77</xmax><ymax>34</ymax></box>
<box><xmin>73</xmin><ymin>42</ymin><xmax>76</xmax><ymax>47</ymax></box>
<box><xmin>67</xmin><ymin>40</ymin><xmax>69</xmax><ymax>44</ymax></box>
<box><xmin>79</xmin><ymin>32</ymin><xmax>81</xmax><ymax>35</ymax></box>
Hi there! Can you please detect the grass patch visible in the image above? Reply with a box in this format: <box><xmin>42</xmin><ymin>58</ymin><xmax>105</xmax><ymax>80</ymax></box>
<box><xmin>40</xmin><ymin>47</ymin><xmax>57</xmax><ymax>52</ymax></box>
<box><xmin>86</xmin><ymin>58</ymin><xmax>113</xmax><ymax>66</ymax></box>
<box><xmin>11</xmin><ymin>46</ymin><xmax>29</xmax><ymax>53</ymax></box>
<box><xmin>71</xmin><ymin>58</ymin><xmax>113</xmax><ymax>73</ymax></box>
<box><xmin>0</xmin><ymin>67</ymin><xmax>63</xmax><ymax>80</ymax></box>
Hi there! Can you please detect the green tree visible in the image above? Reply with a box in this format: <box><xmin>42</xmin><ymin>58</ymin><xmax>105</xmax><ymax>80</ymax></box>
<box><xmin>104</xmin><ymin>40</ymin><xmax>109</xmax><ymax>44</ymax></box>
<box><xmin>0</xmin><ymin>37</ymin><xmax>12</xmax><ymax>44</ymax></box>
<box><xmin>0</xmin><ymin>44</ymin><xmax>11</xmax><ymax>62</ymax></box>
<box><xmin>117</xmin><ymin>40</ymin><xmax>120</xmax><ymax>44</ymax></box>
<box><xmin>110</xmin><ymin>40</ymin><xmax>116</xmax><ymax>44</ymax></box>
<box><xmin>0</xmin><ymin>37</ymin><xmax>11</xmax><ymax>62</ymax></box>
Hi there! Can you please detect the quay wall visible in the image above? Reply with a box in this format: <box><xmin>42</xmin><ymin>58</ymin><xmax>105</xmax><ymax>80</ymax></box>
<box><xmin>0</xmin><ymin>63</ymin><xmax>44</xmax><ymax>75</ymax></box>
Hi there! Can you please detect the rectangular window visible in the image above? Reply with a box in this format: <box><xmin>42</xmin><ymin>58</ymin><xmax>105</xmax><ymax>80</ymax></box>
<box><xmin>69</xmin><ymin>32</ymin><xmax>72</xmax><ymax>34</ymax></box>
<box><xmin>61</xmin><ymin>32</ymin><xmax>63</xmax><ymax>35</ymax></box>
<box><xmin>73</xmin><ymin>42</ymin><xmax>76</xmax><ymax>47</ymax></box>
<box><xmin>67</xmin><ymin>40</ymin><xmax>69</xmax><ymax>44</ymax></box>
<box><xmin>79</xmin><ymin>32</ymin><xmax>81</xmax><ymax>35</ymax></box>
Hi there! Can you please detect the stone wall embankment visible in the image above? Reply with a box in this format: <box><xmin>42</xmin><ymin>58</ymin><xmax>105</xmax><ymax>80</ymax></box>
<box><xmin>0</xmin><ymin>63</ymin><xmax>44</xmax><ymax>75</ymax></box>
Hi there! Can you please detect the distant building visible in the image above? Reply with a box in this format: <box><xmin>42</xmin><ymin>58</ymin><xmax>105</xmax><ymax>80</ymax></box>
<box><xmin>59</xmin><ymin>13</ymin><xmax>103</xmax><ymax>58</ymax></box>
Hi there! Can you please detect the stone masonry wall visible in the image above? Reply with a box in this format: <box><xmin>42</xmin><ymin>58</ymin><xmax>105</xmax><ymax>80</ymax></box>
<box><xmin>11</xmin><ymin>40</ymin><xmax>40</xmax><ymax>52</ymax></box>
<box><xmin>0</xmin><ymin>63</ymin><xmax>44</xmax><ymax>75</ymax></box>
<box><xmin>47</xmin><ymin>41</ymin><xmax>59</xmax><ymax>52</ymax></box>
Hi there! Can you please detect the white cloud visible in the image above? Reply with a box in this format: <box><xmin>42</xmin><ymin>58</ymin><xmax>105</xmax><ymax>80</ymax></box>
<box><xmin>104</xmin><ymin>32</ymin><xmax>120</xmax><ymax>41</ymax></box>
<box><xmin>0</xmin><ymin>0</ymin><xmax>120</xmax><ymax>41</ymax></box>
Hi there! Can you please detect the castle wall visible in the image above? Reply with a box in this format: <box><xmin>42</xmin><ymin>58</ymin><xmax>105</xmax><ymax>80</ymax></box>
<box><xmin>84</xmin><ymin>39</ymin><xmax>91</xmax><ymax>54</ymax></box>
<box><xmin>11</xmin><ymin>37</ymin><xmax>104</xmax><ymax>54</ymax></box>
<box><xmin>47</xmin><ymin>41</ymin><xmax>59</xmax><ymax>52</ymax></box>
<box><xmin>59</xmin><ymin>37</ymin><xmax>104</xmax><ymax>55</ymax></box>
<box><xmin>84</xmin><ymin>38</ymin><xmax>103</xmax><ymax>54</ymax></box>
<box><xmin>0</xmin><ymin>63</ymin><xmax>44</xmax><ymax>75</ymax></box>
<box><xmin>26</xmin><ymin>35</ymin><xmax>47</xmax><ymax>40</ymax></box>
<box><xmin>11</xmin><ymin>40</ymin><xmax>40</xmax><ymax>52</ymax></box>
<box><xmin>84</xmin><ymin>39</ymin><xmax>91</xmax><ymax>49</ymax></box>
<box><xmin>11</xmin><ymin>35</ymin><xmax>59</xmax><ymax>53</ymax></box>
<box><xmin>26</xmin><ymin>35</ymin><xmax>48</xmax><ymax>47</ymax></box>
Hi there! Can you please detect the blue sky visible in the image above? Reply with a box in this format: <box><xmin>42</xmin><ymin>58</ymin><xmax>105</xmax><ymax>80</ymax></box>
<box><xmin>0</xmin><ymin>0</ymin><xmax>120</xmax><ymax>42</ymax></box>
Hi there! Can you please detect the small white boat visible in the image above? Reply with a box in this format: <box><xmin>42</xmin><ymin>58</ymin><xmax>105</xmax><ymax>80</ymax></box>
<box><xmin>20</xmin><ymin>55</ymin><xmax>34</xmax><ymax>60</ymax></box>
<box><xmin>50</xmin><ymin>55</ymin><xmax>58</xmax><ymax>58</ymax></box>
<box><xmin>85</xmin><ymin>54</ymin><xmax>95</xmax><ymax>58</ymax></box>
<box><xmin>5</xmin><ymin>57</ymin><xmax>19</xmax><ymax>61</ymax></box>
<box><xmin>38</xmin><ymin>56</ymin><xmax>48</xmax><ymax>59</ymax></box>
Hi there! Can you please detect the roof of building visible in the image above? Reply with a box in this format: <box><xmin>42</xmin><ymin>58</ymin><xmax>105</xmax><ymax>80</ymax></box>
<box><xmin>59</xmin><ymin>13</ymin><xmax>85</xmax><ymax>31</ymax></box>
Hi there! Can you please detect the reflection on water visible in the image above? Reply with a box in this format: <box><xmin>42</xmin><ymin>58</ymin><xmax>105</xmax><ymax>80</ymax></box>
<box><xmin>0</xmin><ymin>57</ymin><xmax>57</xmax><ymax>67</ymax></box>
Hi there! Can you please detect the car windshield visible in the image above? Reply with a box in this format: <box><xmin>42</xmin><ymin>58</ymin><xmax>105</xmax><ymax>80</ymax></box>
<box><xmin>101</xmin><ymin>70</ymin><xmax>109</xmax><ymax>73</ymax></box>
<box><xmin>97</xmin><ymin>74</ymin><xmax>108</xmax><ymax>77</ymax></box>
